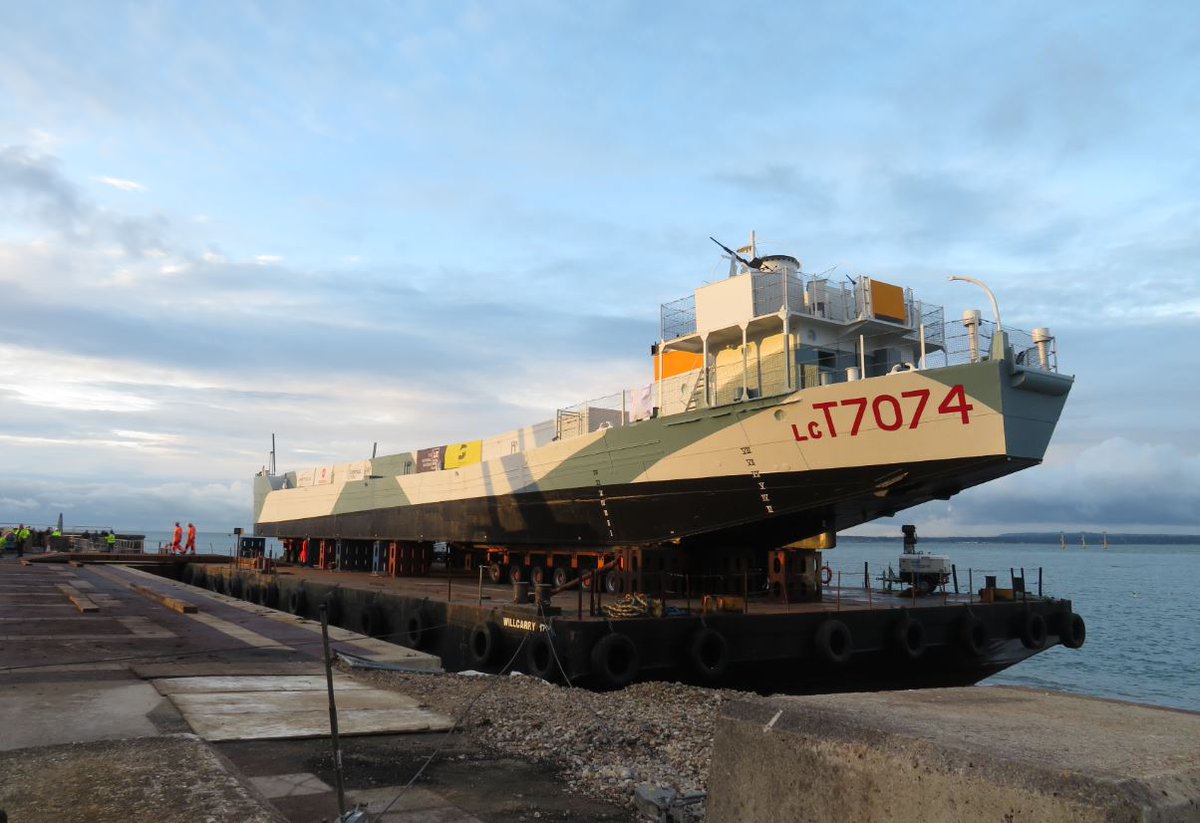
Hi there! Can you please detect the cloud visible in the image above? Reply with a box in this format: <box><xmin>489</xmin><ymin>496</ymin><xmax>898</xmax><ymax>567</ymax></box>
<box><xmin>97</xmin><ymin>175</ymin><xmax>147</xmax><ymax>192</ymax></box>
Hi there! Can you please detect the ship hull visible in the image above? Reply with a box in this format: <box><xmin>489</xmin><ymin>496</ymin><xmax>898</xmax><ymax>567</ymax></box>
<box><xmin>255</xmin><ymin>358</ymin><xmax>1072</xmax><ymax>548</ymax></box>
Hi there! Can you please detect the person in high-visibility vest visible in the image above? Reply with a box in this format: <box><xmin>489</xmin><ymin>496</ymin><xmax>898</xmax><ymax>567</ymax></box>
<box><xmin>299</xmin><ymin>537</ymin><xmax>309</xmax><ymax>566</ymax></box>
<box><xmin>17</xmin><ymin>524</ymin><xmax>30</xmax><ymax>557</ymax></box>
<box><xmin>185</xmin><ymin>523</ymin><xmax>197</xmax><ymax>554</ymax></box>
<box><xmin>105</xmin><ymin>531</ymin><xmax>117</xmax><ymax>552</ymax></box>
<box><xmin>171</xmin><ymin>522</ymin><xmax>183</xmax><ymax>554</ymax></box>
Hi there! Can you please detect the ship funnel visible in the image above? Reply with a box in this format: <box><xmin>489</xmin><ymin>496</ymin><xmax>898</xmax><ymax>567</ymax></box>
<box><xmin>1032</xmin><ymin>327</ymin><xmax>1053</xmax><ymax>369</ymax></box>
<box><xmin>962</xmin><ymin>309</ymin><xmax>982</xmax><ymax>363</ymax></box>
<box><xmin>757</xmin><ymin>255</ymin><xmax>801</xmax><ymax>276</ymax></box>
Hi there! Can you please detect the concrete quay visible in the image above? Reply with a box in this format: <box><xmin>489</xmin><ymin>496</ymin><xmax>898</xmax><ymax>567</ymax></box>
<box><xmin>0</xmin><ymin>556</ymin><xmax>626</xmax><ymax>822</ymax></box>
<box><xmin>707</xmin><ymin>687</ymin><xmax>1200</xmax><ymax>822</ymax></box>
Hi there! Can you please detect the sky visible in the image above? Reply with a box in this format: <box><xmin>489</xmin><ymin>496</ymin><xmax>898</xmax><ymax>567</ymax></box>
<box><xmin>1</xmin><ymin>1</ymin><xmax>1198</xmax><ymax>535</ymax></box>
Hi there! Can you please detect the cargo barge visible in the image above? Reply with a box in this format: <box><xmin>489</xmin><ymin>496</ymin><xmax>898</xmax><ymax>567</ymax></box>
<box><xmin>244</xmin><ymin>234</ymin><xmax>1083</xmax><ymax>691</ymax></box>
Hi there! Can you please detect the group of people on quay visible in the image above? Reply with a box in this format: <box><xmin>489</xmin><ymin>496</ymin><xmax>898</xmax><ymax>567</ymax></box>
<box><xmin>0</xmin><ymin>524</ymin><xmax>118</xmax><ymax>555</ymax></box>
<box><xmin>169</xmin><ymin>522</ymin><xmax>197</xmax><ymax>554</ymax></box>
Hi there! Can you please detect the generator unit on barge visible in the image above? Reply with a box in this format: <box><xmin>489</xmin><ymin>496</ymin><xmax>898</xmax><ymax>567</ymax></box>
<box><xmin>249</xmin><ymin>234</ymin><xmax>1082</xmax><ymax>691</ymax></box>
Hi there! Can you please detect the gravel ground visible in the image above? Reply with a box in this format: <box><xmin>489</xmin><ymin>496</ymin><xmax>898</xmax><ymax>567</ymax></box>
<box><xmin>346</xmin><ymin>665</ymin><xmax>764</xmax><ymax>819</ymax></box>
<box><xmin>0</xmin><ymin>736</ymin><xmax>283</xmax><ymax>823</ymax></box>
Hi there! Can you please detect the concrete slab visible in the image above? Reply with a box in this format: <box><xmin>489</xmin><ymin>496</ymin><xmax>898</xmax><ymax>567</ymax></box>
<box><xmin>153</xmin><ymin>674</ymin><xmax>453</xmax><ymax>741</ymax></box>
<box><xmin>170</xmin><ymin>689</ymin><xmax>422</xmax><ymax>713</ymax></box>
<box><xmin>153</xmin><ymin>674</ymin><xmax>371</xmax><ymax>694</ymax></box>
<box><xmin>132</xmin><ymin>660</ymin><xmax>324</xmax><ymax>678</ymax></box>
<box><xmin>249</xmin><ymin>771</ymin><xmax>334</xmax><ymax>799</ymax></box>
<box><xmin>708</xmin><ymin>687</ymin><xmax>1200</xmax><ymax>823</ymax></box>
<box><xmin>0</xmin><ymin>679</ymin><xmax>179</xmax><ymax>750</ymax></box>
<box><xmin>346</xmin><ymin>786</ymin><xmax>486</xmax><ymax>822</ymax></box>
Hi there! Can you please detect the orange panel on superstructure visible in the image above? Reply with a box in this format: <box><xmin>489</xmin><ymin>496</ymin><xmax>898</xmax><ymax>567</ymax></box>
<box><xmin>870</xmin><ymin>279</ymin><xmax>907</xmax><ymax>324</ymax></box>
<box><xmin>655</xmin><ymin>351</ymin><xmax>704</xmax><ymax>380</ymax></box>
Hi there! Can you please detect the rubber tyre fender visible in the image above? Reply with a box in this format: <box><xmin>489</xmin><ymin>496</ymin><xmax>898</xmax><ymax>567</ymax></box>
<box><xmin>814</xmin><ymin>619</ymin><xmax>853</xmax><ymax>665</ymax></box>
<box><xmin>467</xmin><ymin>622</ymin><xmax>502</xmax><ymax>667</ymax></box>
<box><xmin>263</xmin><ymin>583</ymin><xmax>279</xmax><ymax>609</ymax></box>
<box><xmin>488</xmin><ymin>562</ymin><xmax>503</xmax><ymax>584</ymax></box>
<box><xmin>525</xmin><ymin>631</ymin><xmax>559</xmax><ymax>682</ymax></box>
<box><xmin>958</xmin><ymin>614</ymin><xmax>989</xmax><ymax>657</ymax></box>
<box><xmin>244</xmin><ymin>583</ymin><xmax>260</xmax><ymax>604</ymax></box>
<box><xmin>192</xmin><ymin>568</ymin><xmax>207</xmax><ymax>590</ymax></box>
<box><xmin>551</xmin><ymin>566</ymin><xmax>570</xmax><ymax>588</ymax></box>
<box><xmin>288</xmin><ymin>586</ymin><xmax>307</xmax><ymax>616</ymax></box>
<box><xmin>402</xmin><ymin>608</ymin><xmax>426</xmax><ymax>647</ymax></box>
<box><xmin>1020</xmin><ymin>611</ymin><xmax>1047</xmax><ymax>650</ymax></box>
<box><xmin>590</xmin><ymin>632</ymin><xmax>639</xmax><ymax>690</ymax></box>
<box><xmin>227</xmin><ymin>575</ymin><xmax>243</xmax><ymax>599</ymax></box>
<box><xmin>1060</xmin><ymin>612</ymin><xmax>1086</xmax><ymax>649</ymax></box>
<box><xmin>211</xmin><ymin>574</ymin><xmax>225</xmax><ymax>595</ymax></box>
<box><xmin>254</xmin><ymin>582</ymin><xmax>269</xmax><ymax>606</ymax></box>
<box><xmin>361</xmin><ymin>603</ymin><xmax>388</xmax><ymax>639</ymax></box>
<box><xmin>321</xmin><ymin>591</ymin><xmax>343</xmax><ymax>626</ymax></box>
<box><xmin>687</xmin><ymin>627</ymin><xmax>730</xmax><ymax>681</ymax></box>
<box><xmin>892</xmin><ymin>616</ymin><xmax>927</xmax><ymax>660</ymax></box>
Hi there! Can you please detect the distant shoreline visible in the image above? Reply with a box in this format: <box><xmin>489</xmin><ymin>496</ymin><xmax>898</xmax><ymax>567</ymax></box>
<box><xmin>844</xmin><ymin>532</ymin><xmax>1200</xmax><ymax>545</ymax></box>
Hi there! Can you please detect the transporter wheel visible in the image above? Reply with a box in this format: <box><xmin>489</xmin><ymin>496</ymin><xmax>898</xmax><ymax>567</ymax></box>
<box><xmin>288</xmin><ymin>587</ymin><xmax>307</xmax><ymax>616</ymax></box>
<box><xmin>1060</xmin><ymin>612</ymin><xmax>1087</xmax><ymax>649</ymax></box>
<box><xmin>508</xmin><ymin>564</ymin><xmax>524</xmax><ymax>584</ymax></box>
<box><xmin>467</xmin><ymin>622</ymin><xmax>502</xmax><ymax>668</ymax></box>
<box><xmin>551</xmin><ymin>567</ymin><xmax>570</xmax><ymax>588</ymax></box>
<box><xmin>1020</xmin><ymin>611</ymin><xmax>1047</xmax><ymax>650</ymax></box>
<box><xmin>361</xmin><ymin>603</ymin><xmax>388</xmax><ymax>639</ymax></box>
<box><xmin>402</xmin><ymin>608</ymin><xmax>426</xmax><ymax>647</ymax></box>
<box><xmin>814</xmin><ymin>619</ymin><xmax>853</xmax><ymax>665</ymax></box>
<box><xmin>892</xmin><ymin>616</ymin><xmax>927</xmax><ymax>660</ymax></box>
<box><xmin>958</xmin><ymin>613</ymin><xmax>989</xmax><ymax>657</ymax></box>
<box><xmin>590</xmin><ymin>632</ymin><xmax>639</xmax><ymax>690</ymax></box>
<box><xmin>488</xmin><ymin>562</ymin><xmax>503</xmax><ymax>584</ymax></box>
<box><xmin>530</xmin><ymin>566</ymin><xmax>547</xmax><ymax>586</ymax></box>
<box><xmin>605</xmin><ymin>572</ymin><xmax>623</xmax><ymax>595</ymax></box>
<box><xmin>525</xmin><ymin>632</ymin><xmax>559</xmax><ymax>682</ymax></box>
<box><xmin>687</xmin><ymin>627</ymin><xmax>730</xmax><ymax>681</ymax></box>
<box><xmin>580</xmin><ymin>568</ymin><xmax>596</xmax><ymax>591</ymax></box>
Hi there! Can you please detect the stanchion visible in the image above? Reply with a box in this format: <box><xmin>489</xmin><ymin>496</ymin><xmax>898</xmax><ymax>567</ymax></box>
<box><xmin>319</xmin><ymin>604</ymin><xmax>346</xmax><ymax>815</ymax></box>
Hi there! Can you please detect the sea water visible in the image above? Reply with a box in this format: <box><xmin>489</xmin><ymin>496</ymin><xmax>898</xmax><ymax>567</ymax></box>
<box><xmin>825</xmin><ymin>541</ymin><xmax>1200</xmax><ymax>713</ymax></box>
<box><xmin>129</xmin><ymin>530</ymin><xmax>1199</xmax><ymax>712</ymax></box>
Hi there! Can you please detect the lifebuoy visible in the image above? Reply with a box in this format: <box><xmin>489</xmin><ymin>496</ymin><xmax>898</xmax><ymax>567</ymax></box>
<box><xmin>467</xmin><ymin>622</ymin><xmax>502</xmax><ymax>667</ymax></box>
<box><xmin>590</xmin><ymin>632</ymin><xmax>639</xmax><ymax>689</ymax></box>
<box><xmin>525</xmin><ymin>632</ymin><xmax>559</xmax><ymax>681</ymax></box>
<box><xmin>821</xmin><ymin>565</ymin><xmax>833</xmax><ymax>586</ymax></box>
<box><xmin>814</xmin><ymin>619</ymin><xmax>853</xmax><ymax>665</ymax></box>
<box><xmin>892</xmin><ymin>616</ymin><xmax>926</xmax><ymax>660</ymax></box>
<box><xmin>958</xmin><ymin>613</ymin><xmax>988</xmax><ymax>656</ymax></box>
<box><xmin>1060</xmin><ymin>612</ymin><xmax>1086</xmax><ymax>649</ymax></box>
<box><xmin>1020</xmin><ymin>611</ymin><xmax>1047</xmax><ymax>650</ymax></box>
<box><xmin>687</xmin><ymin>627</ymin><xmax>730</xmax><ymax>680</ymax></box>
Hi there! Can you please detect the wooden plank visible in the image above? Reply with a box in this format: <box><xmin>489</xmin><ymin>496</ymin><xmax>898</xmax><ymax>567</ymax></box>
<box><xmin>68</xmin><ymin>593</ymin><xmax>99</xmax><ymax>613</ymax></box>
<box><xmin>129</xmin><ymin>582</ymin><xmax>198</xmax><ymax>614</ymax></box>
<box><xmin>69</xmin><ymin>561</ymin><xmax>85</xmax><ymax>568</ymax></box>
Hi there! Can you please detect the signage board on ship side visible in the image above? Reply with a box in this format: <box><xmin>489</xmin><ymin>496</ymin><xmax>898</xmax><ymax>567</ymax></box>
<box><xmin>416</xmin><ymin>446</ymin><xmax>446</xmax><ymax>473</ymax></box>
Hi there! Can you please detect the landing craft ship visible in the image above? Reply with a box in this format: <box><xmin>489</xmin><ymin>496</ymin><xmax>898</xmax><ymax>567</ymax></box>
<box><xmin>250</xmin><ymin>235</ymin><xmax>1083</xmax><ymax>691</ymax></box>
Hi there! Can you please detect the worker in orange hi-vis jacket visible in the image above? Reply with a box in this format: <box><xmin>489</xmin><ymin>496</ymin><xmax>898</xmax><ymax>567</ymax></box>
<box><xmin>171</xmin><ymin>522</ymin><xmax>183</xmax><ymax>554</ymax></box>
<box><xmin>185</xmin><ymin>523</ymin><xmax>197</xmax><ymax>554</ymax></box>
